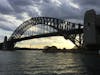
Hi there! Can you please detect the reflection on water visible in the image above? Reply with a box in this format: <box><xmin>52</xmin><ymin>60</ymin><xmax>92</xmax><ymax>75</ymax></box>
<box><xmin>0</xmin><ymin>50</ymin><xmax>100</xmax><ymax>75</ymax></box>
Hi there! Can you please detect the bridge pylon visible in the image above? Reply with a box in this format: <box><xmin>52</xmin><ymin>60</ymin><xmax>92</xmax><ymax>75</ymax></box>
<box><xmin>2</xmin><ymin>36</ymin><xmax>15</xmax><ymax>50</ymax></box>
<box><xmin>2</xmin><ymin>36</ymin><xmax>8</xmax><ymax>50</ymax></box>
<box><xmin>83</xmin><ymin>9</ymin><xmax>100</xmax><ymax>50</ymax></box>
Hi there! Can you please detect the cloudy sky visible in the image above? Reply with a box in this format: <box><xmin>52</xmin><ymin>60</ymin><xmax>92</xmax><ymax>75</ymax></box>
<box><xmin>0</xmin><ymin>0</ymin><xmax>100</xmax><ymax>49</ymax></box>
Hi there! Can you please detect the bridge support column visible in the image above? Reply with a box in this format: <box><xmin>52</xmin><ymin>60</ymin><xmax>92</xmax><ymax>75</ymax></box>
<box><xmin>83</xmin><ymin>9</ymin><xmax>100</xmax><ymax>50</ymax></box>
<box><xmin>7</xmin><ymin>42</ymin><xmax>15</xmax><ymax>50</ymax></box>
<box><xmin>2</xmin><ymin>36</ymin><xmax>15</xmax><ymax>50</ymax></box>
<box><xmin>2</xmin><ymin>36</ymin><xmax>8</xmax><ymax>50</ymax></box>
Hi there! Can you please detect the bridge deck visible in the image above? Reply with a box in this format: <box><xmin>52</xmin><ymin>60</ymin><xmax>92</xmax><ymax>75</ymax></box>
<box><xmin>10</xmin><ymin>29</ymin><xmax>83</xmax><ymax>42</ymax></box>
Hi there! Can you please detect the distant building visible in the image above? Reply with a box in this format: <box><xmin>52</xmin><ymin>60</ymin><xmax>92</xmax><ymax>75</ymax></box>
<box><xmin>44</xmin><ymin>46</ymin><xmax>57</xmax><ymax>50</ymax></box>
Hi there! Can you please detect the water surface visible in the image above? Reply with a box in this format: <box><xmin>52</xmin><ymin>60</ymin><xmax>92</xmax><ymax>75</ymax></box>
<box><xmin>0</xmin><ymin>50</ymin><xmax>100</xmax><ymax>75</ymax></box>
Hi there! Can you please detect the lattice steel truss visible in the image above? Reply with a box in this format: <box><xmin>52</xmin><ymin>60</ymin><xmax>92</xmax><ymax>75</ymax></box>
<box><xmin>8</xmin><ymin>17</ymin><xmax>83</xmax><ymax>48</ymax></box>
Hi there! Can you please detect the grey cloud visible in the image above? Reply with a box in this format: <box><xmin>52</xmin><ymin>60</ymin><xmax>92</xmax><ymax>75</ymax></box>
<box><xmin>0</xmin><ymin>18</ymin><xmax>16</xmax><ymax>31</ymax></box>
<box><xmin>0</xmin><ymin>0</ymin><xmax>13</xmax><ymax>14</ymax></box>
<box><xmin>1</xmin><ymin>0</ymin><xmax>100</xmax><ymax>19</ymax></box>
<box><xmin>74</xmin><ymin>0</ymin><xmax>100</xmax><ymax>5</ymax></box>
<box><xmin>0</xmin><ymin>23</ymin><xmax>13</xmax><ymax>31</ymax></box>
<box><xmin>73</xmin><ymin>0</ymin><xmax>100</xmax><ymax>13</ymax></box>
<box><xmin>7</xmin><ymin>0</ymin><xmax>82</xmax><ymax>19</ymax></box>
<box><xmin>8</xmin><ymin>0</ymin><xmax>33</xmax><ymax>6</ymax></box>
<box><xmin>0</xmin><ymin>6</ymin><xmax>12</xmax><ymax>14</ymax></box>
<box><xmin>36</xmin><ymin>0</ymin><xmax>82</xmax><ymax>20</ymax></box>
<box><xmin>0</xmin><ymin>0</ymin><xmax>100</xmax><ymax>32</ymax></box>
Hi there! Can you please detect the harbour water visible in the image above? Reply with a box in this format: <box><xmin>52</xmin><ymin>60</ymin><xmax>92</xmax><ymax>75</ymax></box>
<box><xmin>0</xmin><ymin>50</ymin><xmax>100</xmax><ymax>75</ymax></box>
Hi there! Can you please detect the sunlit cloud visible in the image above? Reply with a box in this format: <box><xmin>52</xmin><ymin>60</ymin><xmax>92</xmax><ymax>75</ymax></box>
<box><xmin>21</xmin><ymin>12</ymin><xmax>31</xmax><ymax>21</ymax></box>
<box><xmin>69</xmin><ymin>2</ymin><xmax>80</xmax><ymax>9</ymax></box>
<box><xmin>29</xmin><ymin>6</ymin><xmax>42</xmax><ymax>16</ymax></box>
<box><xmin>51</xmin><ymin>0</ymin><xmax>62</xmax><ymax>7</ymax></box>
<box><xmin>0</xmin><ymin>14</ymin><xmax>22</xmax><ymax>26</ymax></box>
<box><xmin>65</xmin><ymin>0</ymin><xmax>80</xmax><ymax>9</ymax></box>
<box><xmin>34</xmin><ymin>7</ymin><xmax>41</xmax><ymax>16</ymax></box>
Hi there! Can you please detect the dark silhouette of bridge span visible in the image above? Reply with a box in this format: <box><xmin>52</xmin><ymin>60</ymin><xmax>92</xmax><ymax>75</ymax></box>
<box><xmin>0</xmin><ymin>9</ymin><xmax>100</xmax><ymax>50</ymax></box>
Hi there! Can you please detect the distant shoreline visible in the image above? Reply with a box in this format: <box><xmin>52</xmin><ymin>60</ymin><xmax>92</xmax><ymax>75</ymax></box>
<box><xmin>0</xmin><ymin>47</ymin><xmax>99</xmax><ymax>55</ymax></box>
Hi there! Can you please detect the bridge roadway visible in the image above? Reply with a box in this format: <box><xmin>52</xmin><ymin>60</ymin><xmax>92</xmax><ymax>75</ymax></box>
<box><xmin>9</xmin><ymin>29</ymin><xmax>83</xmax><ymax>43</ymax></box>
<box><xmin>0</xmin><ymin>28</ymin><xmax>83</xmax><ymax>49</ymax></box>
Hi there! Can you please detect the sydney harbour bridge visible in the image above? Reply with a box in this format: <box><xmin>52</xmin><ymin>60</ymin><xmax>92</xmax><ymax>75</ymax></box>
<box><xmin>0</xmin><ymin>9</ymin><xmax>100</xmax><ymax>50</ymax></box>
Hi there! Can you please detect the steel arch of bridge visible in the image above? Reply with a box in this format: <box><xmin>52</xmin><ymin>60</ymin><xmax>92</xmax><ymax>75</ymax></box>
<box><xmin>9</xmin><ymin>17</ymin><xmax>83</xmax><ymax>47</ymax></box>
